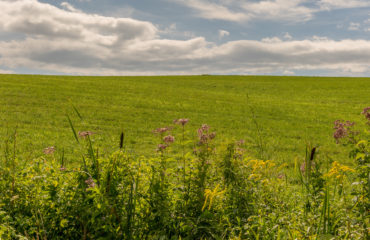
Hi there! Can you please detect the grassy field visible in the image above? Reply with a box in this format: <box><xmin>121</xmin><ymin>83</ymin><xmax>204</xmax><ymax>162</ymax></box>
<box><xmin>0</xmin><ymin>74</ymin><xmax>369</xmax><ymax>239</ymax></box>
<box><xmin>0</xmin><ymin>74</ymin><xmax>369</xmax><ymax>164</ymax></box>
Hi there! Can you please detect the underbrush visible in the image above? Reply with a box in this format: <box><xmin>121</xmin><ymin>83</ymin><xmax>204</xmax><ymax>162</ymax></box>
<box><xmin>0</xmin><ymin>109</ymin><xmax>369</xmax><ymax>239</ymax></box>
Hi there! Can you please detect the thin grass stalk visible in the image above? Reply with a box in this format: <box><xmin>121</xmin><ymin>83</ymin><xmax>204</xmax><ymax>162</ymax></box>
<box><xmin>87</xmin><ymin>135</ymin><xmax>99</xmax><ymax>184</ymax></box>
<box><xmin>66</xmin><ymin>115</ymin><xmax>79</xmax><ymax>143</ymax></box>
<box><xmin>11</xmin><ymin>128</ymin><xmax>17</xmax><ymax>194</ymax></box>
<box><xmin>126</xmin><ymin>179</ymin><xmax>134</xmax><ymax>239</ymax></box>
<box><xmin>72</xmin><ymin>104</ymin><xmax>83</xmax><ymax>120</ymax></box>
<box><xmin>327</xmin><ymin>187</ymin><xmax>331</xmax><ymax>234</ymax></box>
<box><xmin>181</xmin><ymin>125</ymin><xmax>187</xmax><ymax>198</ymax></box>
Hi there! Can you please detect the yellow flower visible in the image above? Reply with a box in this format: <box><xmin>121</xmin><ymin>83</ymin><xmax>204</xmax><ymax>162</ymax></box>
<box><xmin>325</xmin><ymin>161</ymin><xmax>355</xmax><ymax>181</ymax></box>
<box><xmin>247</xmin><ymin>159</ymin><xmax>276</xmax><ymax>181</ymax></box>
<box><xmin>202</xmin><ymin>184</ymin><xmax>225</xmax><ymax>211</ymax></box>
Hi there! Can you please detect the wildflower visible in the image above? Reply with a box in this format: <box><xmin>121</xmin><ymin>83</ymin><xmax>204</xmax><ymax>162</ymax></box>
<box><xmin>163</xmin><ymin>135</ymin><xmax>175</xmax><ymax>144</ymax></box>
<box><xmin>333</xmin><ymin>120</ymin><xmax>355</xmax><ymax>143</ymax></box>
<box><xmin>236</xmin><ymin>139</ymin><xmax>245</xmax><ymax>146</ymax></box>
<box><xmin>248</xmin><ymin>159</ymin><xmax>275</xmax><ymax>181</ymax></box>
<box><xmin>43</xmin><ymin>146</ymin><xmax>55</xmax><ymax>155</ymax></box>
<box><xmin>59</xmin><ymin>166</ymin><xmax>67</xmax><ymax>171</ymax></box>
<box><xmin>197</xmin><ymin>124</ymin><xmax>216</xmax><ymax>144</ymax></box>
<box><xmin>248</xmin><ymin>173</ymin><xmax>262</xmax><ymax>181</ymax></box>
<box><xmin>157</xmin><ymin>144</ymin><xmax>167</xmax><ymax>152</ymax></box>
<box><xmin>174</xmin><ymin>118</ymin><xmax>189</xmax><ymax>126</ymax></box>
<box><xmin>153</xmin><ymin>126</ymin><xmax>172</xmax><ymax>134</ymax></box>
<box><xmin>201</xmin><ymin>124</ymin><xmax>210</xmax><ymax>131</ymax></box>
<box><xmin>202</xmin><ymin>184</ymin><xmax>225</xmax><ymax>211</ymax></box>
<box><xmin>199</xmin><ymin>134</ymin><xmax>208</xmax><ymax>144</ymax></box>
<box><xmin>85</xmin><ymin>177</ymin><xmax>96</xmax><ymax>189</ymax></box>
<box><xmin>78</xmin><ymin>131</ymin><xmax>94</xmax><ymax>138</ymax></box>
<box><xmin>362</xmin><ymin>107</ymin><xmax>370</xmax><ymax>122</ymax></box>
<box><xmin>325</xmin><ymin>161</ymin><xmax>355</xmax><ymax>181</ymax></box>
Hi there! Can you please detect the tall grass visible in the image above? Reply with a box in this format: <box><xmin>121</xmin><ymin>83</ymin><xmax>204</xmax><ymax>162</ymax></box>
<box><xmin>0</xmin><ymin>108</ymin><xmax>369</xmax><ymax>239</ymax></box>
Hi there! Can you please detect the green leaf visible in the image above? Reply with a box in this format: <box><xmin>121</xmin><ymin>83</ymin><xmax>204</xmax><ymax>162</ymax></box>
<box><xmin>66</xmin><ymin>115</ymin><xmax>79</xmax><ymax>143</ymax></box>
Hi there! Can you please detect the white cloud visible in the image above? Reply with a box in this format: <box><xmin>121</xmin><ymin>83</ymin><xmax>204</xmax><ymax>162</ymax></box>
<box><xmin>283</xmin><ymin>32</ymin><xmax>292</xmax><ymax>40</ymax></box>
<box><xmin>0</xmin><ymin>68</ymin><xmax>14</xmax><ymax>74</ymax></box>
<box><xmin>283</xmin><ymin>70</ymin><xmax>295</xmax><ymax>75</ymax></box>
<box><xmin>318</xmin><ymin>0</ymin><xmax>370</xmax><ymax>10</ymax></box>
<box><xmin>348</xmin><ymin>22</ymin><xmax>360</xmax><ymax>31</ymax></box>
<box><xmin>0</xmin><ymin>0</ymin><xmax>157</xmax><ymax>45</ymax></box>
<box><xmin>172</xmin><ymin>0</ymin><xmax>250</xmax><ymax>22</ymax></box>
<box><xmin>61</xmin><ymin>2</ymin><xmax>81</xmax><ymax>13</ymax></box>
<box><xmin>172</xmin><ymin>0</ymin><xmax>370</xmax><ymax>23</ymax></box>
<box><xmin>218</xmin><ymin>29</ymin><xmax>230</xmax><ymax>38</ymax></box>
<box><xmin>241</xmin><ymin>0</ymin><xmax>314</xmax><ymax>22</ymax></box>
<box><xmin>172</xmin><ymin>0</ymin><xmax>313</xmax><ymax>22</ymax></box>
<box><xmin>0</xmin><ymin>0</ymin><xmax>370</xmax><ymax>76</ymax></box>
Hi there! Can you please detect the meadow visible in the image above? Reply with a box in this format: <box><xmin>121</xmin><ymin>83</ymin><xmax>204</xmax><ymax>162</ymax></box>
<box><xmin>0</xmin><ymin>74</ymin><xmax>369</xmax><ymax>163</ymax></box>
<box><xmin>0</xmin><ymin>74</ymin><xmax>369</xmax><ymax>239</ymax></box>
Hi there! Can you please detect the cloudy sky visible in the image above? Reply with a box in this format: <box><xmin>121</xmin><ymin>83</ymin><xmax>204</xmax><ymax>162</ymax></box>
<box><xmin>0</xmin><ymin>0</ymin><xmax>370</xmax><ymax>76</ymax></box>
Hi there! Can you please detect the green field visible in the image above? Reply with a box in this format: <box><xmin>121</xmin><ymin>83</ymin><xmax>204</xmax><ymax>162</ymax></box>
<box><xmin>1</xmin><ymin>74</ymin><xmax>369</xmax><ymax>239</ymax></box>
<box><xmin>1</xmin><ymin>74</ymin><xmax>369</xmax><ymax>163</ymax></box>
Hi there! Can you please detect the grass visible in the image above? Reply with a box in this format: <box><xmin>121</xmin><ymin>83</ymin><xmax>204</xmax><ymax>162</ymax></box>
<box><xmin>0</xmin><ymin>74</ymin><xmax>369</xmax><ymax>239</ymax></box>
<box><xmin>0</xmin><ymin>74</ymin><xmax>369</xmax><ymax>164</ymax></box>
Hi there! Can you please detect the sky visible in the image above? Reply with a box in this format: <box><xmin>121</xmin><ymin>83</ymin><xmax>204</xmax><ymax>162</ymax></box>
<box><xmin>0</xmin><ymin>0</ymin><xmax>370</xmax><ymax>76</ymax></box>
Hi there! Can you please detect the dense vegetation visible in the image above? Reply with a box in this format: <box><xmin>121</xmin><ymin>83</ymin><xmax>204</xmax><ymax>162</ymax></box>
<box><xmin>0</xmin><ymin>107</ymin><xmax>369</xmax><ymax>239</ymax></box>
<box><xmin>0</xmin><ymin>75</ymin><xmax>369</xmax><ymax>239</ymax></box>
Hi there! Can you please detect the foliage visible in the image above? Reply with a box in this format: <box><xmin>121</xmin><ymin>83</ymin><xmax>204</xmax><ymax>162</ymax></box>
<box><xmin>0</xmin><ymin>108</ymin><xmax>369</xmax><ymax>239</ymax></box>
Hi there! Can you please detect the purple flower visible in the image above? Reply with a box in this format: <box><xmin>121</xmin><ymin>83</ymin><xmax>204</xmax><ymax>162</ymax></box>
<box><xmin>174</xmin><ymin>118</ymin><xmax>189</xmax><ymax>126</ymax></box>
<box><xmin>163</xmin><ymin>135</ymin><xmax>175</xmax><ymax>144</ymax></box>
<box><xmin>85</xmin><ymin>177</ymin><xmax>96</xmax><ymax>189</ymax></box>
<box><xmin>333</xmin><ymin>127</ymin><xmax>347</xmax><ymax>143</ymax></box>
<box><xmin>197</xmin><ymin>124</ymin><xmax>216</xmax><ymax>144</ymax></box>
<box><xmin>333</xmin><ymin>120</ymin><xmax>355</xmax><ymax>143</ymax></box>
<box><xmin>153</xmin><ymin>126</ymin><xmax>173</xmax><ymax>134</ymax></box>
<box><xmin>157</xmin><ymin>144</ymin><xmax>168</xmax><ymax>151</ymax></box>
<box><xmin>362</xmin><ymin>107</ymin><xmax>370</xmax><ymax>121</ymax></box>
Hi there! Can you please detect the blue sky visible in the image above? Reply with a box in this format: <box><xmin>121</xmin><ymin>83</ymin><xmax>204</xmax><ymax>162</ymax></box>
<box><xmin>1</xmin><ymin>0</ymin><xmax>370</xmax><ymax>76</ymax></box>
